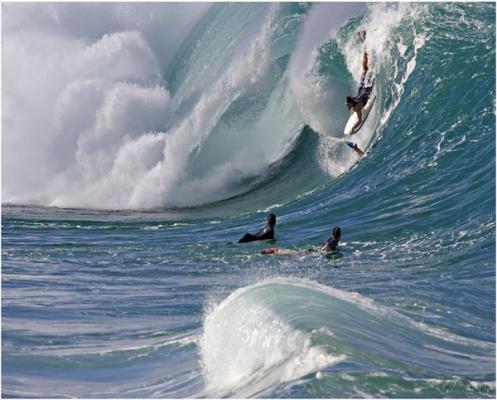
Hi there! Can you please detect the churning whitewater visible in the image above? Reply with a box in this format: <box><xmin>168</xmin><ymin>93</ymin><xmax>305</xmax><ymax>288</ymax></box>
<box><xmin>3</xmin><ymin>2</ymin><xmax>416</xmax><ymax>209</ymax></box>
<box><xmin>2</xmin><ymin>2</ymin><xmax>495</xmax><ymax>399</ymax></box>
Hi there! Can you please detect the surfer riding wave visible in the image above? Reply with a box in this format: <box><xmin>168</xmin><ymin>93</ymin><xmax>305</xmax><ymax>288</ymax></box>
<box><xmin>345</xmin><ymin>31</ymin><xmax>374</xmax><ymax>157</ymax></box>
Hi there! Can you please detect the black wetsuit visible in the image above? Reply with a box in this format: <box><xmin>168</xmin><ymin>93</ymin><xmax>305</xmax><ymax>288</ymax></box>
<box><xmin>324</xmin><ymin>237</ymin><xmax>339</xmax><ymax>251</ymax></box>
<box><xmin>238</xmin><ymin>224</ymin><xmax>275</xmax><ymax>243</ymax></box>
<box><xmin>352</xmin><ymin>70</ymin><xmax>374</xmax><ymax>106</ymax></box>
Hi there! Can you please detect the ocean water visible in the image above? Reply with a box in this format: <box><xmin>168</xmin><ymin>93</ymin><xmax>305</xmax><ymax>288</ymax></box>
<box><xmin>2</xmin><ymin>2</ymin><xmax>495</xmax><ymax>398</ymax></box>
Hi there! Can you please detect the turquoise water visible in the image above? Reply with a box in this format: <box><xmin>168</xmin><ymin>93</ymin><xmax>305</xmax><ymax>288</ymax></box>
<box><xmin>2</xmin><ymin>3</ymin><xmax>495</xmax><ymax>398</ymax></box>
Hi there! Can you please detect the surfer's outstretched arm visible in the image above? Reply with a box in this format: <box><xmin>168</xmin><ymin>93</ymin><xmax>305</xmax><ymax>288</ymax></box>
<box><xmin>362</xmin><ymin>50</ymin><xmax>369</xmax><ymax>73</ymax></box>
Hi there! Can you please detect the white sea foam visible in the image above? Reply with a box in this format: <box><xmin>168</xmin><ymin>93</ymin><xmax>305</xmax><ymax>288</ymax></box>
<box><xmin>3</xmin><ymin>4</ymin><xmax>201</xmax><ymax>208</ymax></box>
<box><xmin>2</xmin><ymin>4</ymin><xmax>304</xmax><ymax>209</ymax></box>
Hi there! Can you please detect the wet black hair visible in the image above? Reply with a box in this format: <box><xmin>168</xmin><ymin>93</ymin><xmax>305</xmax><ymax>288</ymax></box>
<box><xmin>268</xmin><ymin>213</ymin><xmax>276</xmax><ymax>226</ymax></box>
<box><xmin>332</xmin><ymin>226</ymin><xmax>341</xmax><ymax>240</ymax></box>
<box><xmin>346</xmin><ymin>96</ymin><xmax>357</xmax><ymax>106</ymax></box>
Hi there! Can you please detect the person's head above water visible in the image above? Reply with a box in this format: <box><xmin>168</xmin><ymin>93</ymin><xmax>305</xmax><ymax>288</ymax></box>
<box><xmin>268</xmin><ymin>214</ymin><xmax>276</xmax><ymax>227</ymax></box>
<box><xmin>332</xmin><ymin>226</ymin><xmax>341</xmax><ymax>241</ymax></box>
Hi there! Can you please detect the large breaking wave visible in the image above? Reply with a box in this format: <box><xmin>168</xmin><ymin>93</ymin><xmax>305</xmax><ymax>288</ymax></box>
<box><xmin>2</xmin><ymin>3</ymin><xmax>494</xmax><ymax>213</ymax></box>
<box><xmin>1</xmin><ymin>3</ymin><xmax>409</xmax><ymax>209</ymax></box>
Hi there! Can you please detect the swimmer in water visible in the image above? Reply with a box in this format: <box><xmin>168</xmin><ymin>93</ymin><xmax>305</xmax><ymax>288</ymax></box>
<box><xmin>321</xmin><ymin>226</ymin><xmax>341</xmax><ymax>252</ymax></box>
<box><xmin>238</xmin><ymin>214</ymin><xmax>276</xmax><ymax>243</ymax></box>
<box><xmin>261</xmin><ymin>226</ymin><xmax>342</xmax><ymax>257</ymax></box>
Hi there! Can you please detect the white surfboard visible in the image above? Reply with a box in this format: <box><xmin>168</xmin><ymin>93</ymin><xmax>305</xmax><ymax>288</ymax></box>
<box><xmin>344</xmin><ymin>95</ymin><xmax>376</xmax><ymax>136</ymax></box>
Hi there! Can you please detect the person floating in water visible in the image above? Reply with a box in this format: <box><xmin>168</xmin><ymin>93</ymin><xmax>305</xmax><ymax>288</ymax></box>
<box><xmin>321</xmin><ymin>226</ymin><xmax>341</xmax><ymax>252</ymax></box>
<box><xmin>345</xmin><ymin>31</ymin><xmax>374</xmax><ymax>157</ymax></box>
<box><xmin>261</xmin><ymin>226</ymin><xmax>342</xmax><ymax>256</ymax></box>
<box><xmin>238</xmin><ymin>214</ymin><xmax>276</xmax><ymax>243</ymax></box>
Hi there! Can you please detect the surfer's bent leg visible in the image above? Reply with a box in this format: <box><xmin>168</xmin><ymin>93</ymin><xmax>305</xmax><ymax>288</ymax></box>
<box><xmin>238</xmin><ymin>233</ymin><xmax>256</xmax><ymax>243</ymax></box>
<box><xmin>346</xmin><ymin>141</ymin><xmax>365</xmax><ymax>157</ymax></box>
